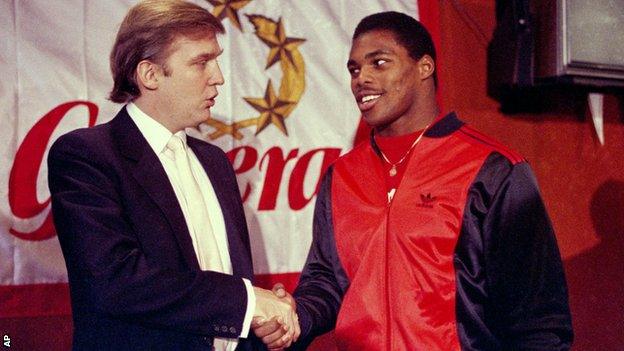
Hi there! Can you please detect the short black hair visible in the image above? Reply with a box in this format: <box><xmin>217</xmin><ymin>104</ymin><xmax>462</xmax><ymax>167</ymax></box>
<box><xmin>353</xmin><ymin>11</ymin><xmax>437</xmax><ymax>86</ymax></box>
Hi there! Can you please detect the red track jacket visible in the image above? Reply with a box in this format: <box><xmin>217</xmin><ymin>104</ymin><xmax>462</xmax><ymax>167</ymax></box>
<box><xmin>293</xmin><ymin>113</ymin><xmax>573</xmax><ymax>350</ymax></box>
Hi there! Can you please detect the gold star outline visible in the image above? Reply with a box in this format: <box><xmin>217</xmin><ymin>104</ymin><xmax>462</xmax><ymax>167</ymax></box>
<box><xmin>247</xmin><ymin>15</ymin><xmax>306</xmax><ymax>70</ymax></box>
<box><xmin>206</xmin><ymin>0</ymin><xmax>252</xmax><ymax>32</ymax></box>
<box><xmin>244</xmin><ymin>80</ymin><xmax>296</xmax><ymax>135</ymax></box>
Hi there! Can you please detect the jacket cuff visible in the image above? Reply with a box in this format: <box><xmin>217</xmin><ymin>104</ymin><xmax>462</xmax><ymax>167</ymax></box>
<box><xmin>240</xmin><ymin>278</ymin><xmax>255</xmax><ymax>338</ymax></box>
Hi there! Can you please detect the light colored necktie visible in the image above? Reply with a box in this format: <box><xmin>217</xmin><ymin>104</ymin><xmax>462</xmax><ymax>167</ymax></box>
<box><xmin>166</xmin><ymin>134</ymin><xmax>223</xmax><ymax>271</ymax></box>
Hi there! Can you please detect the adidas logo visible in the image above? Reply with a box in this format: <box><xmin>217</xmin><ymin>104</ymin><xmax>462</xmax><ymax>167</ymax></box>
<box><xmin>416</xmin><ymin>193</ymin><xmax>437</xmax><ymax>208</ymax></box>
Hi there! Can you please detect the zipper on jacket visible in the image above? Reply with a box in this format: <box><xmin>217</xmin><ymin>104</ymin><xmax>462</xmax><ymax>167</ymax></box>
<box><xmin>385</xmin><ymin>200</ymin><xmax>392</xmax><ymax>351</ymax></box>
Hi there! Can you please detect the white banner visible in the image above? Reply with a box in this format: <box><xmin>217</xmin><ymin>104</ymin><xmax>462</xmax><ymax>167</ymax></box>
<box><xmin>0</xmin><ymin>0</ymin><xmax>417</xmax><ymax>297</ymax></box>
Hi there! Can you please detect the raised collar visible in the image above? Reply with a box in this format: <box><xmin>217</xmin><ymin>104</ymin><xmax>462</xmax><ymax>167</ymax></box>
<box><xmin>369</xmin><ymin>112</ymin><xmax>464</xmax><ymax>155</ymax></box>
<box><xmin>424</xmin><ymin>112</ymin><xmax>464</xmax><ymax>138</ymax></box>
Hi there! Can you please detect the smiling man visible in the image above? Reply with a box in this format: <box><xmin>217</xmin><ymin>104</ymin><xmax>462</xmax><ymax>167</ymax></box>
<box><xmin>47</xmin><ymin>1</ymin><xmax>298</xmax><ymax>350</ymax></box>
<box><xmin>253</xmin><ymin>11</ymin><xmax>573</xmax><ymax>351</ymax></box>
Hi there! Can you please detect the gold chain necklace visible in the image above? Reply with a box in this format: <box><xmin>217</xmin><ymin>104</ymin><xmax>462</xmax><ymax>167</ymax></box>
<box><xmin>375</xmin><ymin>126</ymin><xmax>429</xmax><ymax>177</ymax></box>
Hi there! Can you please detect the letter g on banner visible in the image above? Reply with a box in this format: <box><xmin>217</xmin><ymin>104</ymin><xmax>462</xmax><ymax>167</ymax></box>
<box><xmin>8</xmin><ymin>101</ymin><xmax>98</xmax><ymax>241</ymax></box>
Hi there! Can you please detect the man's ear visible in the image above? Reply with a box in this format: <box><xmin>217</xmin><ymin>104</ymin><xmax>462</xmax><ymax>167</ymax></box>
<box><xmin>136</xmin><ymin>60</ymin><xmax>161</xmax><ymax>91</ymax></box>
<box><xmin>417</xmin><ymin>55</ymin><xmax>435</xmax><ymax>81</ymax></box>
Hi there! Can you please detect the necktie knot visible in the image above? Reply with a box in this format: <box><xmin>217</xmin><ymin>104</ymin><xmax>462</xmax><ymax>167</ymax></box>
<box><xmin>166</xmin><ymin>134</ymin><xmax>185</xmax><ymax>153</ymax></box>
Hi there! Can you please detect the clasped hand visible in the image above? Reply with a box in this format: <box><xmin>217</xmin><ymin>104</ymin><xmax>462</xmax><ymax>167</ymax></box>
<box><xmin>252</xmin><ymin>283</ymin><xmax>299</xmax><ymax>350</ymax></box>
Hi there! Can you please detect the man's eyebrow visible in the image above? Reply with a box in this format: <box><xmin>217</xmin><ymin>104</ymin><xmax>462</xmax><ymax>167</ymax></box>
<box><xmin>191</xmin><ymin>48</ymin><xmax>224</xmax><ymax>62</ymax></box>
<box><xmin>364</xmin><ymin>49</ymin><xmax>394</xmax><ymax>59</ymax></box>
<box><xmin>347</xmin><ymin>48</ymin><xmax>395</xmax><ymax>66</ymax></box>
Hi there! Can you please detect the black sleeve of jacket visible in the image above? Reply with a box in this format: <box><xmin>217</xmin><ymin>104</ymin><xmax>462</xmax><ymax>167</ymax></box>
<box><xmin>291</xmin><ymin>167</ymin><xmax>350</xmax><ymax>349</ymax></box>
<box><xmin>48</xmin><ymin>132</ymin><xmax>247</xmax><ymax>337</ymax></box>
<box><xmin>483</xmin><ymin>157</ymin><xmax>573</xmax><ymax>350</ymax></box>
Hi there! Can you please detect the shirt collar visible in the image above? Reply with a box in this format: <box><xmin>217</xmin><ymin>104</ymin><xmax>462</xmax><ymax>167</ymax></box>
<box><xmin>126</xmin><ymin>102</ymin><xmax>187</xmax><ymax>154</ymax></box>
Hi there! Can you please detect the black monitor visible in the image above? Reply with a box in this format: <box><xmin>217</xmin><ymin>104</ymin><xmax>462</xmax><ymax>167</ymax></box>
<box><xmin>487</xmin><ymin>0</ymin><xmax>624</xmax><ymax>111</ymax></box>
<box><xmin>535</xmin><ymin>0</ymin><xmax>624</xmax><ymax>87</ymax></box>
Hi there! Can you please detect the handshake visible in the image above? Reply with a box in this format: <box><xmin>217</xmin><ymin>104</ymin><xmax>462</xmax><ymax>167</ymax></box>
<box><xmin>252</xmin><ymin>284</ymin><xmax>300</xmax><ymax>350</ymax></box>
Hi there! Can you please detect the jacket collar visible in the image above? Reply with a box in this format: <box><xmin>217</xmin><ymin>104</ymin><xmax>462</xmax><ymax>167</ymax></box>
<box><xmin>424</xmin><ymin>112</ymin><xmax>464</xmax><ymax>138</ymax></box>
<box><xmin>109</xmin><ymin>108</ymin><xmax>253</xmax><ymax>278</ymax></box>
<box><xmin>110</xmin><ymin>107</ymin><xmax>201</xmax><ymax>270</ymax></box>
<box><xmin>369</xmin><ymin>112</ymin><xmax>464</xmax><ymax>155</ymax></box>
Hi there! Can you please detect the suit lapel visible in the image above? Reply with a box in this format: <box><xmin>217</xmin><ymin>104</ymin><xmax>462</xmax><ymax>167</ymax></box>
<box><xmin>110</xmin><ymin>108</ymin><xmax>200</xmax><ymax>270</ymax></box>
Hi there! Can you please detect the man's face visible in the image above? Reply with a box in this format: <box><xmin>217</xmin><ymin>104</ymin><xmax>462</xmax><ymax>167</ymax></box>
<box><xmin>157</xmin><ymin>33</ymin><xmax>224</xmax><ymax>131</ymax></box>
<box><xmin>347</xmin><ymin>29</ymin><xmax>423</xmax><ymax>134</ymax></box>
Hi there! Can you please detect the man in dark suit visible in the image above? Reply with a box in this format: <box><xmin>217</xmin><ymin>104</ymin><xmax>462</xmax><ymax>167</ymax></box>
<box><xmin>48</xmin><ymin>1</ymin><xmax>298</xmax><ymax>350</ymax></box>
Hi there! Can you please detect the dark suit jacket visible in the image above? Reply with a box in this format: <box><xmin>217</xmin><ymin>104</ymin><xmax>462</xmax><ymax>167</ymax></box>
<box><xmin>48</xmin><ymin>107</ymin><xmax>265</xmax><ymax>350</ymax></box>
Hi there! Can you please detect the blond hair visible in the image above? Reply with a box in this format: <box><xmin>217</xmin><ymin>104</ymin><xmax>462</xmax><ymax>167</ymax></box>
<box><xmin>109</xmin><ymin>0</ymin><xmax>224</xmax><ymax>103</ymax></box>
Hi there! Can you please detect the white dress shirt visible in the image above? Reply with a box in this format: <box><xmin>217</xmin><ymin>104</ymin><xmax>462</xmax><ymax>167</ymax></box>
<box><xmin>127</xmin><ymin>102</ymin><xmax>255</xmax><ymax>350</ymax></box>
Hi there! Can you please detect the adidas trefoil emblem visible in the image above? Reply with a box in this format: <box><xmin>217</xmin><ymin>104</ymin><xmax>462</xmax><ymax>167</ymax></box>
<box><xmin>416</xmin><ymin>193</ymin><xmax>437</xmax><ymax>208</ymax></box>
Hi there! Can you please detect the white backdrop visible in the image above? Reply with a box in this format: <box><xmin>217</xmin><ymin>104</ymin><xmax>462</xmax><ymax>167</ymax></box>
<box><xmin>0</xmin><ymin>0</ymin><xmax>419</xmax><ymax>316</ymax></box>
